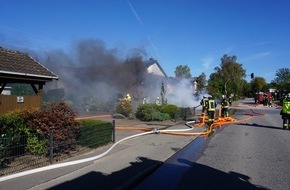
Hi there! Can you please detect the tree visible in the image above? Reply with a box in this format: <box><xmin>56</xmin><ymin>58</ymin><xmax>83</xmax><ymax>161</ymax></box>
<box><xmin>250</xmin><ymin>77</ymin><xmax>267</xmax><ymax>93</ymax></box>
<box><xmin>207</xmin><ymin>54</ymin><xmax>246</xmax><ymax>98</ymax></box>
<box><xmin>174</xmin><ymin>65</ymin><xmax>192</xmax><ymax>79</ymax></box>
<box><xmin>196</xmin><ymin>72</ymin><xmax>207</xmax><ymax>92</ymax></box>
<box><xmin>160</xmin><ymin>81</ymin><xmax>167</xmax><ymax>105</ymax></box>
<box><xmin>271</xmin><ymin>68</ymin><xmax>290</xmax><ymax>91</ymax></box>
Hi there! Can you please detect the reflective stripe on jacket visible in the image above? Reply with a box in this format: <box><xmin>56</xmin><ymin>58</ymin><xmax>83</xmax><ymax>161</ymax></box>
<box><xmin>282</xmin><ymin>99</ymin><xmax>290</xmax><ymax>114</ymax></box>
<box><xmin>208</xmin><ymin>100</ymin><xmax>215</xmax><ymax>111</ymax></box>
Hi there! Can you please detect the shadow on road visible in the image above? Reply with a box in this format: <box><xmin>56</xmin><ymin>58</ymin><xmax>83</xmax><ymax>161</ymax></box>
<box><xmin>237</xmin><ymin>122</ymin><xmax>284</xmax><ymax>131</ymax></box>
<box><xmin>47</xmin><ymin>157</ymin><xmax>162</xmax><ymax>190</ymax></box>
<box><xmin>174</xmin><ymin>158</ymin><xmax>269</xmax><ymax>190</ymax></box>
<box><xmin>47</xmin><ymin>155</ymin><xmax>270</xmax><ymax>190</ymax></box>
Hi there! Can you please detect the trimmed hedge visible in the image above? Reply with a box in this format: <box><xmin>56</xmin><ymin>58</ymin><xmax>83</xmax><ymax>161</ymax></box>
<box><xmin>77</xmin><ymin>119</ymin><xmax>113</xmax><ymax>148</ymax></box>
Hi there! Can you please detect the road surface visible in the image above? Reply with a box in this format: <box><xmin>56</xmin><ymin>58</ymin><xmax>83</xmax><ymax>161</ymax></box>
<box><xmin>133</xmin><ymin>99</ymin><xmax>290</xmax><ymax>190</ymax></box>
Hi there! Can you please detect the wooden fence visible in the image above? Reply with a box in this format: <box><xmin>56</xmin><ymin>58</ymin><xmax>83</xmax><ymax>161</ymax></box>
<box><xmin>0</xmin><ymin>95</ymin><xmax>42</xmax><ymax>114</ymax></box>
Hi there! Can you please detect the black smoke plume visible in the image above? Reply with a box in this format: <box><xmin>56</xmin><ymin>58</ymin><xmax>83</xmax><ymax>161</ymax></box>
<box><xmin>43</xmin><ymin>39</ymin><xmax>148</xmax><ymax>100</ymax></box>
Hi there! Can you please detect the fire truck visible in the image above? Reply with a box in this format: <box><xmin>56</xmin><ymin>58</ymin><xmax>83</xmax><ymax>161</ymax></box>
<box><xmin>255</xmin><ymin>92</ymin><xmax>271</xmax><ymax>104</ymax></box>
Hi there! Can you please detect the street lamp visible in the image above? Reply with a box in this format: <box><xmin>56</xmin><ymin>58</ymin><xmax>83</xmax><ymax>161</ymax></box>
<box><xmin>224</xmin><ymin>78</ymin><xmax>231</xmax><ymax>97</ymax></box>
<box><xmin>224</xmin><ymin>73</ymin><xmax>254</xmax><ymax>97</ymax></box>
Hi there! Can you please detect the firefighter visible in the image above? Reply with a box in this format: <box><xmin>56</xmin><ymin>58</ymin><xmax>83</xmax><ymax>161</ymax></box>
<box><xmin>125</xmin><ymin>93</ymin><xmax>131</xmax><ymax>103</ymax></box>
<box><xmin>268</xmin><ymin>96</ymin><xmax>273</xmax><ymax>107</ymax></box>
<box><xmin>263</xmin><ymin>95</ymin><xmax>268</xmax><ymax>106</ymax></box>
<box><xmin>228</xmin><ymin>96</ymin><xmax>232</xmax><ymax>106</ymax></box>
<box><xmin>221</xmin><ymin>96</ymin><xmax>229</xmax><ymax>117</ymax></box>
<box><xmin>200</xmin><ymin>96</ymin><xmax>208</xmax><ymax>115</ymax></box>
<box><xmin>280</xmin><ymin>93</ymin><xmax>290</xmax><ymax>130</ymax></box>
<box><xmin>155</xmin><ymin>97</ymin><xmax>161</xmax><ymax>105</ymax></box>
<box><xmin>142</xmin><ymin>97</ymin><xmax>147</xmax><ymax>104</ymax></box>
<box><xmin>207</xmin><ymin>96</ymin><xmax>217</xmax><ymax>125</ymax></box>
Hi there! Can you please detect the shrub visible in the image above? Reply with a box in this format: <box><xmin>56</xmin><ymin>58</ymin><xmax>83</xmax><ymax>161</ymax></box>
<box><xmin>77</xmin><ymin>119</ymin><xmax>113</xmax><ymax>148</ymax></box>
<box><xmin>26</xmin><ymin>134</ymin><xmax>48</xmax><ymax>156</ymax></box>
<box><xmin>0</xmin><ymin>113</ymin><xmax>29</xmax><ymax>166</ymax></box>
<box><xmin>0</xmin><ymin>113</ymin><xmax>28</xmax><ymax>136</ymax></box>
<box><xmin>19</xmin><ymin>103</ymin><xmax>80</xmax><ymax>154</ymax></box>
<box><xmin>135</xmin><ymin>104</ymin><xmax>154</xmax><ymax>121</ymax></box>
<box><xmin>135</xmin><ymin>104</ymin><xmax>170</xmax><ymax>121</ymax></box>
<box><xmin>116</xmin><ymin>99</ymin><xmax>133</xmax><ymax>117</ymax></box>
<box><xmin>161</xmin><ymin>104</ymin><xmax>180</xmax><ymax>119</ymax></box>
<box><xmin>146</xmin><ymin>111</ymin><xmax>170</xmax><ymax>121</ymax></box>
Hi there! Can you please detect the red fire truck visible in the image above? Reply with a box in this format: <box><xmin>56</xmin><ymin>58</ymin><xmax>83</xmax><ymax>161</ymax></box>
<box><xmin>255</xmin><ymin>92</ymin><xmax>271</xmax><ymax>104</ymax></box>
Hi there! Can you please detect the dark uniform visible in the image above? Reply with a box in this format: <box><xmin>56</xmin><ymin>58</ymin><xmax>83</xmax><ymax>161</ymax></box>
<box><xmin>221</xmin><ymin>98</ymin><xmax>229</xmax><ymax>117</ymax></box>
<box><xmin>200</xmin><ymin>96</ymin><xmax>209</xmax><ymax>115</ymax></box>
<box><xmin>228</xmin><ymin>97</ymin><xmax>232</xmax><ymax>106</ymax></box>
<box><xmin>207</xmin><ymin>97</ymin><xmax>217</xmax><ymax>125</ymax></box>
<box><xmin>280</xmin><ymin>94</ymin><xmax>290</xmax><ymax>130</ymax></box>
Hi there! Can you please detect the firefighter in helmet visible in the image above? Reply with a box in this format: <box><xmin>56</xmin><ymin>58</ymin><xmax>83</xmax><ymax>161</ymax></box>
<box><xmin>142</xmin><ymin>97</ymin><xmax>147</xmax><ymax>104</ymax></box>
<box><xmin>280</xmin><ymin>93</ymin><xmax>290</xmax><ymax>130</ymax></box>
<box><xmin>221</xmin><ymin>95</ymin><xmax>229</xmax><ymax>117</ymax></box>
<box><xmin>155</xmin><ymin>97</ymin><xmax>161</xmax><ymax>105</ymax></box>
<box><xmin>207</xmin><ymin>96</ymin><xmax>217</xmax><ymax>125</ymax></box>
<box><xmin>125</xmin><ymin>93</ymin><xmax>131</xmax><ymax>103</ymax></box>
<box><xmin>228</xmin><ymin>96</ymin><xmax>232</xmax><ymax>106</ymax></box>
<box><xmin>200</xmin><ymin>96</ymin><xmax>209</xmax><ymax>115</ymax></box>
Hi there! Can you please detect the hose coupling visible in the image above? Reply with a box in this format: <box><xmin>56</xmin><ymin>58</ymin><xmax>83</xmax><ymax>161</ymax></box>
<box><xmin>152</xmin><ymin>128</ymin><xmax>160</xmax><ymax>134</ymax></box>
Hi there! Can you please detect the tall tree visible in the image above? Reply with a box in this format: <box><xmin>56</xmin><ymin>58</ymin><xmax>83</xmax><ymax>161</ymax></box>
<box><xmin>271</xmin><ymin>68</ymin><xmax>290</xmax><ymax>91</ymax></box>
<box><xmin>174</xmin><ymin>65</ymin><xmax>192</xmax><ymax>79</ymax></box>
<box><xmin>250</xmin><ymin>77</ymin><xmax>267</xmax><ymax>93</ymax></box>
<box><xmin>207</xmin><ymin>54</ymin><xmax>246</xmax><ymax>98</ymax></box>
<box><xmin>160</xmin><ymin>81</ymin><xmax>167</xmax><ymax>105</ymax></box>
<box><xmin>196</xmin><ymin>72</ymin><xmax>206</xmax><ymax>93</ymax></box>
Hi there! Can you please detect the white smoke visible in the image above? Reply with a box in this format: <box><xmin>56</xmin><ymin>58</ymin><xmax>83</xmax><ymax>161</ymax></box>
<box><xmin>166</xmin><ymin>79</ymin><xmax>200</xmax><ymax>108</ymax></box>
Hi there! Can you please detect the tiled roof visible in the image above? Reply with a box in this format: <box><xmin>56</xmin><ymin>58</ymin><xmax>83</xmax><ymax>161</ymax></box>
<box><xmin>0</xmin><ymin>47</ymin><xmax>58</xmax><ymax>80</ymax></box>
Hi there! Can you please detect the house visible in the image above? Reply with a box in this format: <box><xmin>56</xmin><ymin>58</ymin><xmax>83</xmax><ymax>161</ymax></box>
<box><xmin>145</xmin><ymin>58</ymin><xmax>168</xmax><ymax>78</ymax></box>
<box><xmin>0</xmin><ymin>47</ymin><xmax>58</xmax><ymax>113</ymax></box>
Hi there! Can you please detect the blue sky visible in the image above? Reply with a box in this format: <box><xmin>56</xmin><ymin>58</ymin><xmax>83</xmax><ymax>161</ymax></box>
<box><xmin>0</xmin><ymin>0</ymin><xmax>290</xmax><ymax>83</ymax></box>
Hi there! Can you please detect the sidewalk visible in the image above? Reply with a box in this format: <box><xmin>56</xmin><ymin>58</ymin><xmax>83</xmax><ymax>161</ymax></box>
<box><xmin>0</xmin><ymin>116</ymin><xmax>206</xmax><ymax>190</ymax></box>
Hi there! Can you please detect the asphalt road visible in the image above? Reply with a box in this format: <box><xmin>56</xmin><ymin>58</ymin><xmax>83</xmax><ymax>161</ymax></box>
<box><xmin>133</xmin><ymin>100</ymin><xmax>290</xmax><ymax>190</ymax></box>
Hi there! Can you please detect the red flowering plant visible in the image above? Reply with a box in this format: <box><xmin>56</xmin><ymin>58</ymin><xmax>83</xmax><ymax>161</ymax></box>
<box><xmin>19</xmin><ymin>102</ymin><xmax>80</xmax><ymax>154</ymax></box>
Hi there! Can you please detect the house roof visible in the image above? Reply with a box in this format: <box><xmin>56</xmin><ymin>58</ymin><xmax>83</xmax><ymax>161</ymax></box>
<box><xmin>145</xmin><ymin>58</ymin><xmax>168</xmax><ymax>78</ymax></box>
<box><xmin>0</xmin><ymin>47</ymin><xmax>58</xmax><ymax>84</ymax></box>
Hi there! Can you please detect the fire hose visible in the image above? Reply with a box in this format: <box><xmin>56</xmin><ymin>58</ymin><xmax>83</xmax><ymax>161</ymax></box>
<box><xmin>0</xmin><ymin>109</ymin><xmax>265</xmax><ymax>182</ymax></box>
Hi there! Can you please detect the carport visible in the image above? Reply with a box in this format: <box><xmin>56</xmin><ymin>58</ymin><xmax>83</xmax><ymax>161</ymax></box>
<box><xmin>0</xmin><ymin>47</ymin><xmax>58</xmax><ymax>113</ymax></box>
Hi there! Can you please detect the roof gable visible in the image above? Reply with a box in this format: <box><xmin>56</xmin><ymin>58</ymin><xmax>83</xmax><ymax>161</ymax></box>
<box><xmin>145</xmin><ymin>58</ymin><xmax>167</xmax><ymax>78</ymax></box>
<box><xmin>0</xmin><ymin>47</ymin><xmax>58</xmax><ymax>81</ymax></box>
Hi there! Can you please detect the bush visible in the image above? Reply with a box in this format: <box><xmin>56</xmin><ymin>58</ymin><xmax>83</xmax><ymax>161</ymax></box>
<box><xmin>0</xmin><ymin>113</ymin><xmax>29</xmax><ymax>166</ymax></box>
<box><xmin>116</xmin><ymin>99</ymin><xmax>133</xmax><ymax>117</ymax></box>
<box><xmin>146</xmin><ymin>111</ymin><xmax>171</xmax><ymax>121</ymax></box>
<box><xmin>161</xmin><ymin>104</ymin><xmax>180</xmax><ymax>119</ymax></box>
<box><xmin>135</xmin><ymin>104</ymin><xmax>170</xmax><ymax>121</ymax></box>
<box><xmin>77</xmin><ymin>119</ymin><xmax>113</xmax><ymax>148</ymax></box>
<box><xmin>135</xmin><ymin>104</ymin><xmax>154</xmax><ymax>121</ymax></box>
<box><xmin>19</xmin><ymin>103</ymin><xmax>80</xmax><ymax>154</ymax></box>
<box><xmin>26</xmin><ymin>134</ymin><xmax>48</xmax><ymax>156</ymax></box>
<box><xmin>0</xmin><ymin>113</ymin><xmax>28</xmax><ymax>136</ymax></box>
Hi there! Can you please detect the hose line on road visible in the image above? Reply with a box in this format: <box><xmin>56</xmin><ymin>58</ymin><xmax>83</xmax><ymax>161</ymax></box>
<box><xmin>0</xmin><ymin>109</ymin><xmax>265</xmax><ymax>182</ymax></box>
<box><xmin>0</xmin><ymin>130</ymin><xmax>157</xmax><ymax>182</ymax></box>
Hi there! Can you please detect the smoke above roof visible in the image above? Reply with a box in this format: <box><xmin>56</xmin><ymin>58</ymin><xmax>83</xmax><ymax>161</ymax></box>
<box><xmin>36</xmin><ymin>38</ymin><xmax>201</xmax><ymax>110</ymax></box>
<box><xmin>42</xmin><ymin>39</ymin><xmax>149</xmax><ymax>99</ymax></box>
